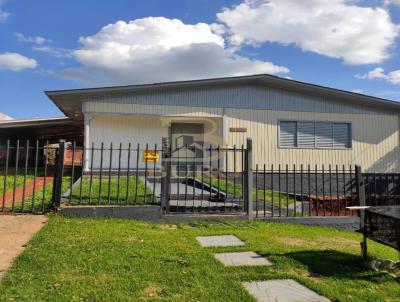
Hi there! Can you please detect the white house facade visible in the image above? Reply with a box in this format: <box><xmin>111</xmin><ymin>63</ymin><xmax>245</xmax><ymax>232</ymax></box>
<box><xmin>46</xmin><ymin>74</ymin><xmax>400</xmax><ymax>173</ymax></box>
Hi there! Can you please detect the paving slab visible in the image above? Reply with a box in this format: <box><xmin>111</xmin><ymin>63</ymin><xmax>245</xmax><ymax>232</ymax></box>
<box><xmin>196</xmin><ymin>235</ymin><xmax>245</xmax><ymax>247</ymax></box>
<box><xmin>214</xmin><ymin>251</ymin><xmax>272</xmax><ymax>266</ymax></box>
<box><xmin>243</xmin><ymin>279</ymin><xmax>330</xmax><ymax>302</ymax></box>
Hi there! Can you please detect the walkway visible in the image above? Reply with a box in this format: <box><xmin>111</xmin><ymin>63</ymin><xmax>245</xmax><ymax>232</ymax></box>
<box><xmin>0</xmin><ymin>215</ymin><xmax>47</xmax><ymax>280</ymax></box>
<box><xmin>196</xmin><ymin>234</ymin><xmax>330</xmax><ymax>302</ymax></box>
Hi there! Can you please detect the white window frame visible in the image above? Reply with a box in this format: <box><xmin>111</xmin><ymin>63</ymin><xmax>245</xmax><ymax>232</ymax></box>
<box><xmin>278</xmin><ymin>120</ymin><xmax>352</xmax><ymax>150</ymax></box>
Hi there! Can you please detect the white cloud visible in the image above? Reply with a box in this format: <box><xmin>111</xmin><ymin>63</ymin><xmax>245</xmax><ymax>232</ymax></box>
<box><xmin>59</xmin><ymin>17</ymin><xmax>289</xmax><ymax>85</ymax></box>
<box><xmin>383</xmin><ymin>0</ymin><xmax>400</xmax><ymax>6</ymax></box>
<box><xmin>33</xmin><ymin>46</ymin><xmax>72</xmax><ymax>58</ymax></box>
<box><xmin>0</xmin><ymin>52</ymin><xmax>38</xmax><ymax>71</ymax></box>
<box><xmin>14</xmin><ymin>33</ymin><xmax>51</xmax><ymax>45</ymax></box>
<box><xmin>0</xmin><ymin>0</ymin><xmax>9</xmax><ymax>23</ymax></box>
<box><xmin>356</xmin><ymin>67</ymin><xmax>400</xmax><ymax>85</ymax></box>
<box><xmin>217</xmin><ymin>0</ymin><xmax>399</xmax><ymax>65</ymax></box>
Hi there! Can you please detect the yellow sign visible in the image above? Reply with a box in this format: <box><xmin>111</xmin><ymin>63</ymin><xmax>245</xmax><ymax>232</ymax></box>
<box><xmin>143</xmin><ymin>150</ymin><xmax>159</xmax><ymax>162</ymax></box>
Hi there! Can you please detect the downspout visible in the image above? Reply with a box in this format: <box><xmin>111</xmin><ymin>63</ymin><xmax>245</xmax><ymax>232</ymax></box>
<box><xmin>84</xmin><ymin>112</ymin><xmax>92</xmax><ymax>172</ymax></box>
<box><xmin>222</xmin><ymin>108</ymin><xmax>227</xmax><ymax>172</ymax></box>
<box><xmin>222</xmin><ymin>108</ymin><xmax>227</xmax><ymax>146</ymax></box>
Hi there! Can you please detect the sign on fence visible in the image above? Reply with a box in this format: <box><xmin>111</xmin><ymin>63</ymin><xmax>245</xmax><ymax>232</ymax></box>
<box><xmin>143</xmin><ymin>150</ymin><xmax>160</xmax><ymax>162</ymax></box>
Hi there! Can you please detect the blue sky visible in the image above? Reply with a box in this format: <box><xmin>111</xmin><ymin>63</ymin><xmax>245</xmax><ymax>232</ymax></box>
<box><xmin>1</xmin><ymin>0</ymin><xmax>400</xmax><ymax>119</ymax></box>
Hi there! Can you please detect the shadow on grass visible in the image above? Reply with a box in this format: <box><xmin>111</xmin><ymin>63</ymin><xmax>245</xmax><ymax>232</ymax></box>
<box><xmin>283</xmin><ymin>250</ymin><xmax>392</xmax><ymax>282</ymax></box>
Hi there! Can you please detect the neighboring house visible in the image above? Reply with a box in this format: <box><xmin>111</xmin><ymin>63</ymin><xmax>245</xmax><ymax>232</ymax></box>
<box><xmin>0</xmin><ymin>117</ymin><xmax>83</xmax><ymax>166</ymax></box>
<box><xmin>25</xmin><ymin>74</ymin><xmax>400</xmax><ymax>173</ymax></box>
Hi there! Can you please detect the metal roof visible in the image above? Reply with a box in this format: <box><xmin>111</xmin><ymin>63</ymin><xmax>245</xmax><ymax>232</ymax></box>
<box><xmin>0</xmin><ymin>117</ymin><xmax>73</xmax><ymax>128</ymax></box>
<box><xmin>45</xmin><ymin>74</ymin><xmax>400</xmax><ymax>119</ymax></box>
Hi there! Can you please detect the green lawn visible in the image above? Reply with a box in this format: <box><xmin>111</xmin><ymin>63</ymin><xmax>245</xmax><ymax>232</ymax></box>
<box><xmin>68</xmin><ymin>175</ymin><xmax>155</xmax><ymax>205</ymax></box>
<box><xmin>203</xmin><ymin>177</ymin><xmax>295</xmax><ymax>206</ymax></box>
<box><xmin>8</xmin><ymin>176</ymin><xmax>71</xmax><ymax>213</ymax></box>
<box><xmin>0</xmin><ymin>168</ymin><xmax>39</xmax><ymax>197</ymax></box>
<box><xmin>0</xmin><ymin>216</ymin><xmax>398</xmax><ymax>301</ymax></box>
<box><xmin>0</xmin><ymin>169</ymin><xmax>59</xmax><ymax>213</ymax></box>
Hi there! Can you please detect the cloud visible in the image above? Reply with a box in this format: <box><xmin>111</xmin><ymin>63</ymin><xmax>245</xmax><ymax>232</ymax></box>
<box><xmin>356</xmin><ymin>67</ymin><xmax>400</xmax><ymax>85</ymax></box>
<box><xmin>59</xmin><ymin>17</ymin><xmax>289</xmax><ymax>85</ymax></box>
<box><xmin>0</xmin><ymin>0</ymin><xmax>9</xmax><ymax>23</ymax></box>
<box><xmin>383</xmin><ymin>0</ymin><xmax>400</xmax><ymax>6</ymax></box>
<box><xmin>32</xmin><ymin>46</ymin><xmax>72</xmax><ymax>58</ymax></box>
<box><xmin>14</xmin><ymin>33</ymin><xmax>51</xmax><ymax>45</ymax></box>
<box><xmin>217</xmin><ymin>0</ymin><xmax>399</xmax><ymax>65</ymax></box>
<box><xmin>0</xmin><ymin>52</ymin><xmax>38</xmax><ymax>71</ymax></box>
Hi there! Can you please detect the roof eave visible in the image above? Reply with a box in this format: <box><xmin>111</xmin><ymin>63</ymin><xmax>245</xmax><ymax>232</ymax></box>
<box><xmin>45</xmin><ymin>74</ymin><xmax>400</xmax><ymax>115</ymax></box>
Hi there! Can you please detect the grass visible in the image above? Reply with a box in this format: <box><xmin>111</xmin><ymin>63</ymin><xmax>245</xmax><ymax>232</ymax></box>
<box><xmin>0</xmin><ymin>168</ymin><xmax>60</xmax><ymax>212</ymax></box>
<box><xmin>6</xmin><ymin>176</ymin><xmax>71</xmax><ymax>213</ymax></box>
<box><xmin>202</xmin><ymin>177</ymin><xmax>295</xmax><ymax>206</ymax></box>
<box><xmin>68</xmin><ymin>175</ymin><xmax>155</xmax><ymax>205</ymax></box>
<box><xmin>1</xmin><ymin>168</ymin><xmax>155</xmax><ymax>210</ymax></box>
<box><xmin>0</xmin><ymin>216</ymin><xmax>399</xmax><ymax>301</ymax></box>
<box><xmin>0</xmin><ymin>168</ymin><xmax>40</xmax><ymax>197</ymax></box>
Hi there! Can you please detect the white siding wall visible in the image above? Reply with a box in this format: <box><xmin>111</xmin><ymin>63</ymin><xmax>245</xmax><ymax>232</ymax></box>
<box><xmin>226</xmin><ymin>109</ymin><xmax>400</xmax><ymax>173</ymax></box>
<box><xmin>89</xmin><ymin>115</ymin><xmax>166</xmax><ymax>169</ymax></box>
<box><xmin>82</xmin><ymin>85</ymin><xmax>400</xmax><ymax>173</ymax></box>
<box><xmin>81</xmin><ymin>85</ymin><xmax>387</xmax><ymax>114</ymax></box>
<box><xmin>88</xmin><ymin>114</ymin><xmax>222</xmax><ymax>169</ymax></box>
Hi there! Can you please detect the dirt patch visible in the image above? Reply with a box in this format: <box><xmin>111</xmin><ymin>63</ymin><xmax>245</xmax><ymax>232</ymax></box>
<box><xmin>0</xmin><ymin>215</ymin><xmax>47</xmax><ymax>280</ymax></box>
<box><xmin>159</xmin><ymin>224</ymin><xmax>178</xmax><ymax>230</ymax></box>
<box><xmin>143</xmin><ymin>283</ymin><xmax>164</xmax><ymax>298</ymax></box>
<box><xmin>275</xmin><ymin>236</ymin><xmax>359</xmax><ymax>249</ymax></box>
<box><xmin>276</xmin><ymin>237</ymin><xmax>307</xmax><ymax>247</ymax></box>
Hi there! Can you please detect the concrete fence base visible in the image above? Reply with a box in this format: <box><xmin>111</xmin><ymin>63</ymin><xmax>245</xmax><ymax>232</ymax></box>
<box><xmin>58</xmin><ymin>205</ymin><xmax>361</xmax><ymax>231</ymax></box>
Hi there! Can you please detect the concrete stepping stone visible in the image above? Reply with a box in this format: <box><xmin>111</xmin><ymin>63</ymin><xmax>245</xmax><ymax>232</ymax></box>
<box><xmin>214</xmin><ymin>251</ymin><xmax>272</xmax><ymax>267</ymax></box>
<box><xmin>196</xmin><ymin>235</ymin><xmax>245</xmax><ymax>247</ymax></box>
<box><xmin>243</xmin><ymin>279</ymin><xmax>330</xmax><ymax>302</ymax></box>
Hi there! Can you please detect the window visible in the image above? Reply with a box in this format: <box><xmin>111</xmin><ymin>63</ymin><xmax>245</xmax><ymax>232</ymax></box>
<box><xmin>279</xmin><ymin>121</ymin><xmax>351</xmax><ymax>149</ymax></box>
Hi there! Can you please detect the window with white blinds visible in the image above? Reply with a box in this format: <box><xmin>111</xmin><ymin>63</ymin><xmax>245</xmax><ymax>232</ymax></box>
<box><xmin>279</xmin><ymin>121</ymin><xmax>351</xmax><ymax>149</ymax></box>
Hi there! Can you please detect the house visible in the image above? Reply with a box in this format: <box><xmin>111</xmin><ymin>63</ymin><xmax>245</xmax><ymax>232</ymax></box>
<box><xmin>39</xmin><ymin>74</ymin><xmax>400</xmax><ymax>173</ymax></box>
<box><xmin>0</xmin><ymin>117</ymin><xmax>83</xmax><ymax>166</ymax></box>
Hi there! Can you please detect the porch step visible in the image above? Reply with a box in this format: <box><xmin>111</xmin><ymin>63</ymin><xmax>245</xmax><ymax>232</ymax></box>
<box><xmin>168</xmin><ymin>199</ymin><xmax>242</xmax><ymax>212</ymax></box>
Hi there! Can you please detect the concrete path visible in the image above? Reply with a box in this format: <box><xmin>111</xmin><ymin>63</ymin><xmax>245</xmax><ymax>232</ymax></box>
<box><xmin>214</xmin><ymin>251</ymin><xmax>272</xmax><ymax>267</ymax></box>
<box><xmin>196</xmin><ymin>235</ymin><xmax>329</xmax><ymax>301</ymax></box>
<box><xmin>143</xmin><ymin>178</ymin><xmax>204</xmax><ymax>198</ymax></box>
<box><xmin>243</xmin><ymin>279</ymin><xmax>330</xmax><ymax>302</ymax></box>
<box><xmin>196</xmin><ymin>235</ymin><xmax>245</xmax><ymax>247</ymax></box>
<box><xmin>0</xmin><ymin>215</ymin><xmax>47</xmax><ymax>280</ymax></box>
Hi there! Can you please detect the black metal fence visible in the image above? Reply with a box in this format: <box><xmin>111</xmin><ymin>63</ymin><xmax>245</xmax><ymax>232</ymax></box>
<box><xmin>364</xmin><ymin>173</ymin><xmax>400</xmax><ymax>206</ymax></box>
<box><xmin>0</xmin><ymin>140</ymin><xmax>58</xmax><ymax>213</ymax></box>
<box><xmin>252</xmin><ymin>164</ymin><xmax>359</xmax><ymax>217</ymax></box>
<box><xmin>162</xmin><ymin>144</ymin><xmax>248</xmax><ymax>213</ymax></box>
<box><xmin>57</xmin><ymin>141</ymin><xmax>162</xmax><ymax>207</ymax></box>
<box><xmin>1</xmin><ymin>137</ymin><xmax>400</xmax><ymax>217</ymax></box>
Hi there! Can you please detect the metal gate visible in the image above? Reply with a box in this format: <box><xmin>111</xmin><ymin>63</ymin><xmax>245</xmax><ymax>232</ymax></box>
<box><xmin>160</xmin><ymin>138</ymin><xmax>252</xmax><ymax>214</ymax></box>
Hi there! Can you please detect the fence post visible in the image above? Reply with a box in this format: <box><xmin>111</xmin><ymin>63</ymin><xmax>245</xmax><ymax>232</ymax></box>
<box><xmin>355</xmin><ymin>165</ymin><xmax>367</xmax><ymax>259</ymax></box>
<box><xmin>160</xmin><ymin>137</ymin><xmax>170</xmax><ymax>214</ymax></box>
<box><xmin>244</xmin><ymin>138</ymin><xmax>253</xmax><ymax>220</ymax></box>
<box><xmin>51</xmin><ymin>140</ymin><xmax>65</xmax><ymax>209</ymax></box>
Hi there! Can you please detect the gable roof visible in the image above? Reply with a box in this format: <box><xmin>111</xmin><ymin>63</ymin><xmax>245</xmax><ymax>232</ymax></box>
<box><xmin>45</xmin><ymin>74</ymin><xmax>400</xmax><ymax>119</ymax></box>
